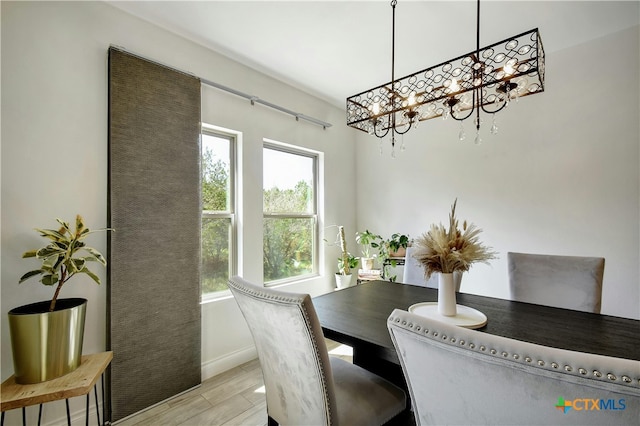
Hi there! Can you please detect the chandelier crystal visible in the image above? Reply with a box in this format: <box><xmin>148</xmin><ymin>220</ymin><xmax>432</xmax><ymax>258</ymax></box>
<box><xmin>346</xmin><ymin>0</ymin><xmax>545</xmax><ymax>151</ymax></box>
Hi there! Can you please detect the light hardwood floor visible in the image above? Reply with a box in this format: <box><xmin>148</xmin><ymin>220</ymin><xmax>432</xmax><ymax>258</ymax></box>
<box><xmin>115</xmin><ymin>340</ymin><xmax>352</xmax><ymax>426</ymax></box>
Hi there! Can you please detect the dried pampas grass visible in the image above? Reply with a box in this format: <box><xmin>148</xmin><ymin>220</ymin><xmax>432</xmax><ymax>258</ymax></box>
<box><xmin>413</xmin><ymin>199</ymin><xmax>497</xmax><ymax>278</ymax></box>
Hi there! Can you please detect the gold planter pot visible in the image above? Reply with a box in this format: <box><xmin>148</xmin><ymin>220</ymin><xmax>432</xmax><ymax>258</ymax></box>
<box><xmin>8</xmin><ymin>298</ymin><xmax>87</xmax><ymax>384</ymax></box>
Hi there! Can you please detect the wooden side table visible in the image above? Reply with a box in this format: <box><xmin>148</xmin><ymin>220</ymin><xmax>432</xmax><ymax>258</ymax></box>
<box><xmin>1</xmin><ymin>352</ymin><xmax>112</xmax><ymax>426</ymax></box>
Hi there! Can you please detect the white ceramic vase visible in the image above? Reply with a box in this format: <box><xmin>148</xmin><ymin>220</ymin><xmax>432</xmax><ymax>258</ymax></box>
<box><xmin>438</xmin><ymin>273</ymin><xmax>457</xmax><ymax>316</ymax></box>
<box><xmin>335</xmin><ymin>273</ymin><xmax>353</xmax><ymax>289</ymax></box>
<box><xmin>361</xmin><ymin>257</ymin><xmax>375</xmax><ymax>270</ymax></box>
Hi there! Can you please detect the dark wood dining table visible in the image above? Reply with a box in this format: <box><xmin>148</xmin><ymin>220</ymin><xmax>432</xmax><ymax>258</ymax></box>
<box><xmin>313</xmin><ymin>280</ymin><xmax>640</xmax><ymax>390</ymax></box>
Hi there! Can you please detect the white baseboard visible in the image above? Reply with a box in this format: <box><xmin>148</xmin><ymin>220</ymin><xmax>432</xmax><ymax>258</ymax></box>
<box><xmin>201</xmin><ymin>345</ymin><xmax>258</xmax><ymax>381</ymax></box>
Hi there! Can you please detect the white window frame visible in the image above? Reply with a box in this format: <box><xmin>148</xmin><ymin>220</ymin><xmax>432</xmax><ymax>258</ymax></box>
<box><xmin>263</xmin><ymin>139</ymin><xmax>320</xmax><ymax>285</ymax></box>
<box><xmin>201</xmin><ymin>124</ymin><xmax>238</xmax><ymax>302</ymax></box>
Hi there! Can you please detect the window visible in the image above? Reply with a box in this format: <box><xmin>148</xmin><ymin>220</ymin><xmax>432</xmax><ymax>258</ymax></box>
<box><xmin>201</xmin><ymin>126</ymin><xmax>236</xmax><ymax>298</ymax></box>
<box><xmin>263</xmin><ymin>142</ymin><xmax>318</xmax><ymax>283</ymax></box>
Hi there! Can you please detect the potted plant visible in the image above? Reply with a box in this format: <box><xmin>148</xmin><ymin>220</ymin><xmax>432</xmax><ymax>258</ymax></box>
<box><xmin>355</xmin><ymin>229</ymin><xmax>382</xmax><ymax>271</ymax></box>
<box><xmin>412</xmin><ymin>200</ymin><xmax>497</xmax><ymax>316</ymax></box>
<box><xmin>387</xmin><ymin>233</ymin><xmax>410</xmax><ymax>258</ymax></box>
<box><xmin>9</xmin><ymin>215</ymin><xmax>112</xmax><ymax>384</ymax></box>
<box><xmin>334</xmin><ymin>226</ymin><xmax>358</xmax><ymax>289</ymax></box>
<box><xmin>337</xmin><ymin>253</ymin><xmax>359</xmax><ymax>289</ymax></box>
<box><xmin>379</xmin><ymin>233</ymin><xmax>411</xmax><ymax>282</ymax></box>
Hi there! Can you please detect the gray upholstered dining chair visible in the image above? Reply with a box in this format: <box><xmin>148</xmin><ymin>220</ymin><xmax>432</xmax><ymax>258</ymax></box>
<box><xmin>387</xmin><ymin>308</ymin><xmax>640</xmax><ymax>426</ymax></box>
<box><xmin>227</xmin><ymin>276</ymin><xmax>406</xmax><ymax>426</ymax></box>
<box><xmin>507</xmin><ymin>252</ymin><xmax>605</xmax><ymax>313</ymax></box>
<box><xmin>402</xmin><ymin>246</ymin><xmax>462</xmax><ymax>290</ymax></box>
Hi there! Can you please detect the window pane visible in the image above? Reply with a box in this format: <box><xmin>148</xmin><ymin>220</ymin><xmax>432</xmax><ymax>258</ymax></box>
<box><xmin>202</xmin><ymin>217</ymin><xmax>231</xmax><ymax>293</ymax></box>
<box><xmin>263</xmin><ymin>217</ymin><xmax>313</xmax><ymax>281</ymax></box>
<box><xmin>202</xmin><ymin>134</ymin><xmax>230</xmax><ymax>212</ymax></box>
<box><xmin>263</xmin><ymin>149</ymin><xmax>313</xmax><ymax>214</ymax></box>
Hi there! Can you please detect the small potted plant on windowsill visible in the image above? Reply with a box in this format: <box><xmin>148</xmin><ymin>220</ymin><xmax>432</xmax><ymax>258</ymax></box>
<box><xmin>9</xmin><ymin>215</ymin><xmax>113</xmax><ymax>384</ymax></box>
<box><xmin>355</xmin><ymin>229</ymin><xmax>382</xmax><ymax>271</ymax></box>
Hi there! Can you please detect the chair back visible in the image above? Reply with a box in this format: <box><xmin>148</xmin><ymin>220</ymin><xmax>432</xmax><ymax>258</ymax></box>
<box><xmin>402</xmin><ymin>246</ymin><xmax>462</xmax><ymax>290</ymax></box>
<box><xmin>508</xmin><ymin>252</ymin><xmax>604</xmax><ymax>313</ymax></box>
<box><xmin>228</xmin><ymin>276</ymin><xmax>336</xmax><ymax>425</ymax></box>
<box><xmin>388</xmin><ymin>309</ymin><xmax>640</xmax><ymax>426</ymax></box>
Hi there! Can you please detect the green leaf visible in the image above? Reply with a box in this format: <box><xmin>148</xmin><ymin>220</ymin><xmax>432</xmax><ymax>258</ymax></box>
<box><xmin>41</xmin><ymin>274</ymin><xmax>59</xmax><ymax>286</ymax></box>
<box><xmin>75</xmin><ymin>215</ymin><xmax>86</xmax><ymax>236</ymax></box>
<box><xmin>35</xmin><ymin>228</ymin><xmax>68</xmax><ymax>242</ymax></box>
<box><xmin>80</xmin><ymin>267</ymin><xmax>101</xmax><ymax>285</ymax></box>
<box><xmin>84</xmin><ymin>247</ymin><xmax>106</xmax><ymax>265</ymax></box>
<box><xmin>36</xmin><ymin>245</ymin><xmax>65</xmax><ymax>259</ymax></box>
<box><xmin>56</xmin><ymin>218</ymin><xmax>72</xmax><ymax>234</ymax></box>
<box><xmin>52</xmin><ymin>240</ymin><xmax>69</xmax><ymax>250</ymax></box>
<box><xmin>70</xmin><ymin>258</ymin><xmax>86</xmax><ymax>273</ymax></box>
<box><xmin>22</xmin><ymin>250</ymin><xmax>38</xmax><ymax>258</ymax></box>
<box><xmin>19</xmin><ymin>269</ymin><xmax>44</xmax><ymax>283</ymax></box>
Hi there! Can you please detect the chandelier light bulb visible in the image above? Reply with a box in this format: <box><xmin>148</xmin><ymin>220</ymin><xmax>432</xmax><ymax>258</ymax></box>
<box><xmin>372</xmin><ymin>102</ymin><xmax>381</xmax><ymax>115</ymax></box>
<box><xmin>408</xmin><ymin>92</ymin><xmax>416</xmax><ymax>106</ymax></box>
<box><xmin>504</xmin><ymin>59</ymin><xmax>517</xmax><ymax>76</ymax></box>
<box><xmin>504</xmin><ymin>64</ymin><xmax>515</xmax><ymax>76</ymax></box>
<box><xmin>450</xmin><ymin>78</ymin><xmax>460</xmax><ymax>92</ymax></box>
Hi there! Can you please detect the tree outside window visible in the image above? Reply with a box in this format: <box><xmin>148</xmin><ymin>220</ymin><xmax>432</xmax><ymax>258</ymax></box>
<box><xmin>263</xmin><ymin>144</ymin><xmax>318</xmax><ymax>283</ymax></box>
<box><xmin>201</xmin><ymin>129</ymin><xmax>235</xmax><ymax>296</ymax></box>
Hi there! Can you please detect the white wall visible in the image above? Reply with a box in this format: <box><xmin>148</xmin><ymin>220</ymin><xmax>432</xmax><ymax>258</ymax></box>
<box><xmin>356</xmin><ymin>25</ymin><xmax>640</xmax><ymax>320</ymax></box>
<box><xmin>1</xmin><ymin>1</ymin><xmax>356</xmax><ymax>424</ymax></box>
<box><xmin>2</xmin><ymin>1</ymin><xmax>638</xmax><ymax>423</ymax></box>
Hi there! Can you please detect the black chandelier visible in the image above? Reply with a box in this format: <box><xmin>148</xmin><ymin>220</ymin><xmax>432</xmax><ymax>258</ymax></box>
<box><xmin>346</xmin><ymin>0</ymin><xmax>545</xmax><ymax>155</ymax></box>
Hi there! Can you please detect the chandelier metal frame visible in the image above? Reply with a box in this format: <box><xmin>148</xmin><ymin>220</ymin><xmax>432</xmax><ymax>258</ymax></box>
<box><xmin>346</xmin><ymin>0</ymin><xmax>545</xmax><ymax>147</ymax></box>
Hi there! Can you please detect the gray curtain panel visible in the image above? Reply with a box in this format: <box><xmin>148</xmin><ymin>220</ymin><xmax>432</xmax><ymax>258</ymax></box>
<box><xmin>107</xmin><ymin>47</ymin><xmax>201</xmax><ymax>422</ymax></box>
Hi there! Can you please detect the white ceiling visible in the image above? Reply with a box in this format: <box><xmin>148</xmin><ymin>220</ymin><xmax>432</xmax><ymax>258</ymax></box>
<box><xmin>107</xmin><ymin>1</ymin><xmax>639</xmax><ymax>108</ymax></box>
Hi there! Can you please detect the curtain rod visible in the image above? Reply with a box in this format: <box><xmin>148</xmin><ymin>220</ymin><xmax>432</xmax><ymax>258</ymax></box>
<box><xmin>201</xmin><ymin>78</ymin><xmax>332</xmax><ymax>129</ymax></box>
<box><xmin>109</xmin><ymin>45</ymin><xmax>332</xmax><ymax>130</ymax></box>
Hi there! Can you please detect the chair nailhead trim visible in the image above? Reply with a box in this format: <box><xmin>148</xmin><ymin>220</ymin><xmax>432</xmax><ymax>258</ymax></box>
<box><xmin>392</xmin><ymin>313</ymin><xmax>639</xmax><ymax>389</ymax></box>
